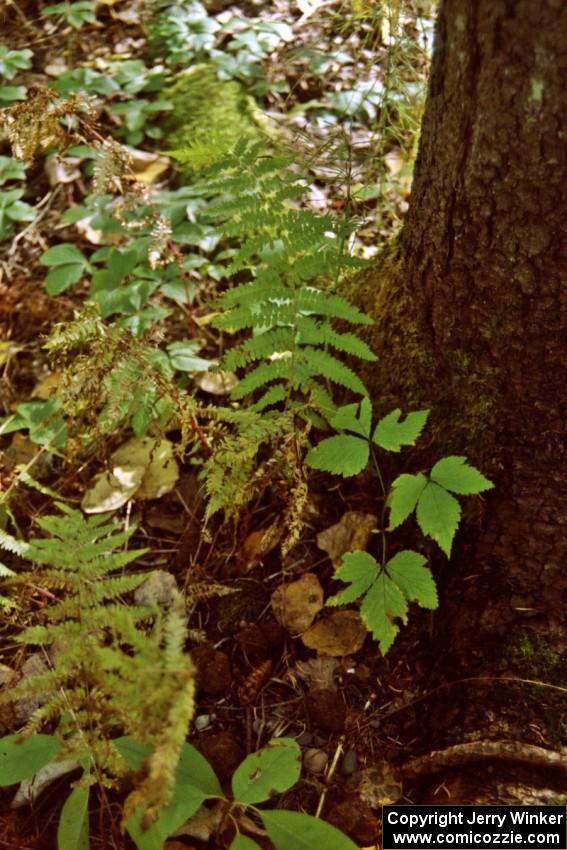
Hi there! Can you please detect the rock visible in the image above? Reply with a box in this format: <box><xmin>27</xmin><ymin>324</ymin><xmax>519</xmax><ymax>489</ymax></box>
<box><xmin>340</xmin><ymin>749</ymin><xmax>358</xmax><ymax>776</ymax></box>
<box><xmin>192</xmin><ymin>644</ymin><xmax>233</xmax><ymax>697</ymax></box>
<box><xmin>198</xmin><ymin>731</ymin><xmax>244</xmax><ymax>781</ymax></box>
<box><xmin>307</xmin><ymin>688</ymin><xmax>346</xmax><ymax>733</ymax></box>
<box><xmin>134</xmin><ymin>570</ymin><xmax>178</xmax><ymax>608</ymax></box>
<box><xmin>303</xmin><ymin>748</ymin><xmax>328</xmax><ymax>775</ymax></box>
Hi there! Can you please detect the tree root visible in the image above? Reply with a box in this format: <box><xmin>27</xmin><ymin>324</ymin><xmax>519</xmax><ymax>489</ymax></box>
<box><xmin>401</xmin><ymin>741</ymin><xmax>567</xmax><ymax>780</ymax></box>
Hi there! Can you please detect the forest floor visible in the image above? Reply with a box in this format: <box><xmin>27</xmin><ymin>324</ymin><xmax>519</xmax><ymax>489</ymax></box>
<box><xmin>0</xmin><ymin>2</ymin><xmax>456</xmax><ymax>849</ymax></box>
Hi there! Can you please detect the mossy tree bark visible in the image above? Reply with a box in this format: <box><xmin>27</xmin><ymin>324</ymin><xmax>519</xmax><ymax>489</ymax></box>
<box><xmin>353</xmin><ymin>0</ymin><xmax>567</xmax><ymax>795</ymax></box>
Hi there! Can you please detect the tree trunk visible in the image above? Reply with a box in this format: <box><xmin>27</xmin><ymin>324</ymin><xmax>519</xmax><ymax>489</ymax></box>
<box><xmin>353</xmin><ymin>0</ymin><xmax>567</xmax><ymax>800</ymax></box>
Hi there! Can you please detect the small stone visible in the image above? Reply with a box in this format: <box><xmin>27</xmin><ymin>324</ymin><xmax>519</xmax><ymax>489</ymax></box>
<box><xmin>303</xmin><ymin>748</ymin><xmax>328</xmax><ymax>775</ymax></box>
<box><xmin>340</xmin><ymin>749</ymin><xmax>358</xmax><ymax>776</ymax></box>
<box><xmin>296</xmin><ymin>732</ymin><xmax>314</xmax><ymax>746</ymax></box>
<box><xmin>133</xmin><ymin>570</ymin><xmax>178</xmax><ymax>607</ymax></box>
<box><xmin>307</xmin><ymin>688</ymin><xmax>346</xmax><ymax>733</ymax></box>
<box><xmin>194</xmin><ymin>714</ymin><xmax>213</xmax><ymax>732</ymax></box>
<box><xmin>198</xmin><ymin>731</ymin><xmax>244</xmax><ymax>781</ymax></box>
<box><xmin>192</xmin><ymin>644</ymin><xmax>233</xmax><ymax>697</ymax></box>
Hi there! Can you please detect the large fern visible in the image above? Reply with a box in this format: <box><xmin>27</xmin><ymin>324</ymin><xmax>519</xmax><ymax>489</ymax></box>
<box><xmin>0</xmin><ymin>505</ymin><xmax>195</xmax><ymax>817</ymax></box>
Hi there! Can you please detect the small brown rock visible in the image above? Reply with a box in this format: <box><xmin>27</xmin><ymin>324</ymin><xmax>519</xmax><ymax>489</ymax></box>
<box><xmin>303</xmin><ymin>748</ymin><xmax>328</xmax><ymax>775</ymax></box>
<box><xmin>326</xmin><ymin>795</ymin><xmax>380</xmax><ymax>845</ymax></box>
<box><xmin>198</xmin><ymin>731</ymin><xmax>244</xmax><ymax>781</ymax></box>
<box><xmin>192</xmin><ymin>644</ymin><xmax>233</xmax><ymax>697</ymax></box>
<box><xmin>307</xmin><ymin>688</ymin><xmax>346</xmax><ymax>733</ymax></box>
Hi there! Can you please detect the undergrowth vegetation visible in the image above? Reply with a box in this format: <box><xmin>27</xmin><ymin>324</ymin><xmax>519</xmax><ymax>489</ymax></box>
<box><xmin>0</xmin><ymin>2</ymin><xmax>495</xmax><ymax>848</ymax></box>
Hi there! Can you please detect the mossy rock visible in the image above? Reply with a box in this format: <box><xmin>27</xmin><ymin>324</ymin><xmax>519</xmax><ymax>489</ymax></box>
<box><xmin>161</xmin><ymin>65</ymin><xmax>273</xmax><ymax>173</ymax></box>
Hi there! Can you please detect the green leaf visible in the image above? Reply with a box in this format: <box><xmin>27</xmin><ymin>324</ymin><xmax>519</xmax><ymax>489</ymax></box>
<box><xmin>261</xmin><ymin>810</ymin><xmax>358</xmax><ymax>850</ymax></box>
<box><xmin>329</xmin><ymin>397</ymin><xmax>371</xmax><ymax>438</ymax></box>
<box><xmin>40</xmin><ymin>244</ymin><xmax>87</xmax><ymax>267</ymax></box>
<box><xmin>0</xmin><ymin>734</ymin><xmax>61</xmax><ymax>786</ymax></box>
<box><xmin>45</xmin><ymin>263</ymin><xmax>85</xmax><ymax>296</ymax></box>
<box><xmin>372</xmin><ymin>408</ymin><xmax>429</xmax><ymax>452</ymax></box>
<box><xmin>232</xmin><ymin>738</ymin><xmax>301</xmax><ymax>804</ymax></box>
<box><xmin>167</xmin><ymin>341</ymin><xmax>214</xmax><ymax>373</ymax></box>
<box><xmin>306</xmin><ymin>435</ymin><xmax>369</xmax><ymax>477</ymax></box>
<box><xmin>328</xmin><ymin>551</ymin><xmax>378</xmax><ymax>605</ymax></box>
<box><xmin>360</xmin><ymin>572</ymin><xmax>408</xmax><ymax>654</ymax></box>
<box><xmin>385</xmin><ymin>550</ymin><xmax>438</xmax><ymax>609</ymax></box>
<box><xmin>112</xmin><ymin>737</ymin><xmax>149</xmax><ymax>771</ymax></box>
<box><xmin>231</xmin><ymin>833</ymin><xmax>263</xmax><ymax>850</ymax></box>
<box><xmin>430</xmin><ymin>456</ymin><xmax>493</xmax><ymax>495</ymax></box>
<box><xmin>388</xmin><ymin>472</ymin><xmax>427</xmax><ymax>530</ymax></box>
<box><xmin>57</xmin><ymin>785</ymin><xmax>90</xmax><ymax>850</ymax></box>
<box><xmin>125</xmin><ymin>742</ymin><xmax>224</xmax><ymax>848</ymax></box>
<box><xmin>416</xmin><ymin>482</ymin><xmax>461</xmax><ymax>557</ymax></box>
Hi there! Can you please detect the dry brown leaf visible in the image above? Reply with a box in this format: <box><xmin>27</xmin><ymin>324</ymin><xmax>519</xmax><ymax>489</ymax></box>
<box><xmin>124</xmin><ymin>146</ymin><xmax>170</xmax><ymax>184</ymax></box>
<box><xmin>294</xmin><ymin>656</ymin><xmax>339</xmax><ymax>690</ymax></box>
<box><xmin>271</xmin><ymin>573</ymin><xmax>324</xmax><ymax>635</ymax></box>
<box><xmin>317</xmin><ymin>511</ymin><xmax>378</xmax><ymax>567</ymax></box>
<box><xmin>239</xmin><ymin>524</ymin><xmax>283</xmax><ymax>573</ymax></box>
<box><xmin>301</xmin><ymin>610</ymin><xmax>367</xmax><ymax>656</ymax></box>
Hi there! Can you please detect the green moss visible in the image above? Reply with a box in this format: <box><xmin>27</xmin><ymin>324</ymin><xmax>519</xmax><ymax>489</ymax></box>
<box><xmin>505</xmin><ymin>632</ymin><xmax>564</xmax><ymax>680</ymax></box>
<box><xmin>502</xmin><ymin>631</ymin><xmax>567</xmax><ymax>744</ymax></box>
<box><xmin>161</xmin><ymin>65</ymin><xmax>270</xmax><ymax>173</ymax></box>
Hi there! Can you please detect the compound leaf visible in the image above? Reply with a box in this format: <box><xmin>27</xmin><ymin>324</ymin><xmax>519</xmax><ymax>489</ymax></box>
<box><xmin>306</xmin><ymin>435</ymin><xmax>369</xmax><ymax>477</ymax></box>
<box><xmin>372</xmin><ymin>408</ymin><xmax>429</xmax><ymax>452</ymax></box>
<box><xmin>388</xmin><ymin>472</ymin><xmax>427</xmax><ymax>530</ymax></box>
<box><xmin>327</xmin><ymin>551</ymin><xmax>378</xmax><ymax>606</ymax></box>
<box><xmin>416</xmin><ymin>482</ymin><xmax>461</xmax><ymax>557</ymax></box>
<box><xmin>360</xmin><ymin>572</ymin><xmax>407</xmax><ymax>654</ymax></box>
<box><xmin>385</xmin><ymin>550</ymin><xmax>438</xmax><ymax>609</ymax></box>
<box><xmin>430</xmin><ymin>456</ymin><xmax>493</xmax><ymax>495</ymax></box>
<box><xmin>329</xmin><ymin>397</ymin><xmax>372</xmax><ymax>438</ymax></box>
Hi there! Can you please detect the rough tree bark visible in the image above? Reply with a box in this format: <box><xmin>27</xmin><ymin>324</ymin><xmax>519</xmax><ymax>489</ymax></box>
<box><xmin>352</xmin><ymin>0</ymin><xmax>567</xmax><ymax>801</ymax></box>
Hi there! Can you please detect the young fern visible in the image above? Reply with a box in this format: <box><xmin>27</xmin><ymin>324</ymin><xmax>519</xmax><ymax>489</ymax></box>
<box><xmin>0</xmin><ymin>505</ymin><xmax>195</xmax><ymax>821</ymax></box>
<box><xmin>172</xmin><ymin>139</ymin><xmax>377</xmax><ymax>418</ymax></box>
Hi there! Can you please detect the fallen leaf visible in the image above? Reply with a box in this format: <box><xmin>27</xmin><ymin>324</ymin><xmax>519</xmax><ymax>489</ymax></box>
<box><xmin>294</xmin><ymin>656</ymin><xmax>339</xmax><ymax>690</ymax></box>
<box><xmin>301</xmin><ymin>610</ymin><xmax>367</xmax><ymax>656</ymax></box>
<box><xmin>317</xmin><ymin>511</ymin><xmax>378</xmax><ymax>567</ymax></box>
<box><xmin>81</xmin><ymin>465</ymin><xmax>144</xmax><ymax>513</ymax></box>
<box><xmin>194</xmin><ymin>370</ymin><xmax>238</xmax><ymax>395</ymax></box>
<box><xmin>239</xmin><ymin>524</ymin><xmax>283</xmax><ymax>573</ymax></box>
<box><xmin>173</xmin><ymin>801</ymin><xmax>224</xmax><ymax>841</ymax></box>
<box><xmin>134</xmin><ymin>439</ymin><xmax>179</xmax><ymax>500</ymax></box>
<box><xmin>82</xmin><ymin>437</ymin><xmax>179</xmax><ymax>513</ymax></box>
<box><xmin>271</xmin><ymin>573</ymin><xmax>324</xmax><ymax>635</ymax></box>
<box><xmin>31</xmin><ymin>372</ymin><xmax>59</xmax><ymax>399</ymax></box>
<box><xmin>45</xmin><ymin>156</ymin><xmax>81</xmax><ymax>186</ymax></box>
<box><xmin>124</xmin><ymin>146</ymin><xmax>170</xmax><ymax>184</ymax></box>
<box><xmin>12</xmin><ymin>759</ymin><xmax>79</xmax><ymax>808</ymax></box>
